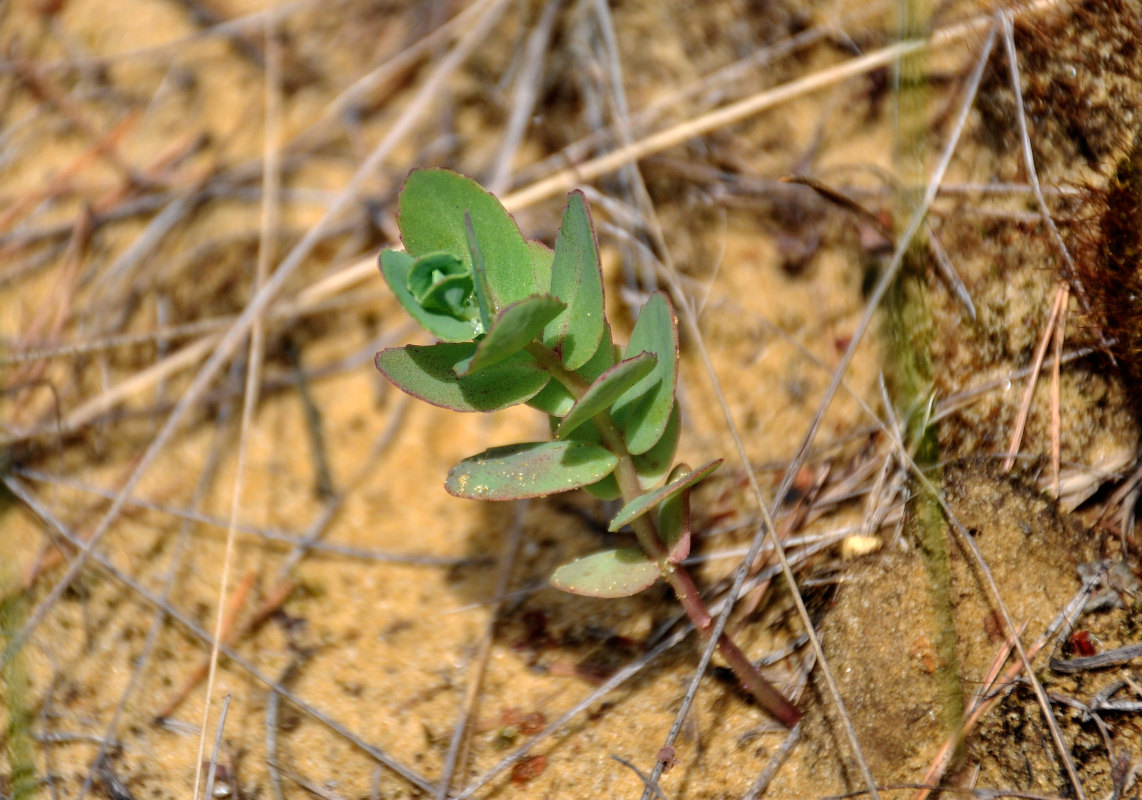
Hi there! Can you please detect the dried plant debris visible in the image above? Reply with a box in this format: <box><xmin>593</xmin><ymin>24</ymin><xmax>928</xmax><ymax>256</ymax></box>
<box><xmin>1070</xmin><ymin>130</ymin><xmax>1142</xmax><ymax>403</ymax></box>
<box><xmin>977</xmin><ymin>0</ymin><xmax>1142</xmax><ymax>169</ymax></box>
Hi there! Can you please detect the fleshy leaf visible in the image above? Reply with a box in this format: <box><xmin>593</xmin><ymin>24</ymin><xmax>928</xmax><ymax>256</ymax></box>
<box><xmin>556</xmin><ymin>418</ymin><xmax>619</xmax><ymax>501</ymax></box>
<box><xmin>583</xmin><ymin>473</ymin><xmax>620</xmax><ymax>500</ymax></box>
<box><xmin>398</xmin><ymin>169</ymin><xmax>535</xmax><ymax>310</ymax></box>
<box><xmin>446</xmin><ymin>441</ymin><xmax>618</xmax><ymax>500</ymax></box>
<box><xmin>530</xmin><ymin>240</ymin><xmax>554</xmax><ymax>295</ymax></box>
<box><xmin>529</xmin><ymin>324</ymin><xmax>615</xmax><ymax>420</ymax></box>
<box><xmin>458</xmin><ymin>295</ymin><xmax>566</xmax><ymax>376</ymax></box>
<box><xmin>568</xmin><ymin>410</ymin><xmax>674</xmax><ymax>496</ymax></box>
<box><xmin>632</xmin><ymin>403</ymin><xmax>680</xmax><ymax>489</ymax></box>
<box><xmin>578</xmin><ymin>324</ymin><xmax>617</xmax><ymax>381</ymax></box>
<box><xmin>379</xmin><ymin>250</ymin><xmax>479</xmax><ymax>342</ymax></box>
<box><xmin>555</xmin><ymin>391</ymin><xmax>620</xmax><ymax>500</ymax></box>
<box><xmin>544</xmin><ymin>191</ymin><xmax>606</xmax><ymax>370</ymax></box>
<box><xmin>375</xmin><ymin>342</ymin><xmax>547</xmax><ymax>412</ymax></box>
<box><xmin>526</xmin><ymin>379</ymin><xmax>574</xmax><ymax>417</ymax></box>
<box><xmin>609</xmin><ymin>459</ymin><xmax>722</xmax><ymax>531</ymax></box>
<box><xmin>657</xmin><ymin>464</ymin><xmax>692</xmax><ymax>564</ymax></box>
<box><xmin>464</xmin><ymin>213</ymin><xmax>494</xmax><ymax>334</ymax></box>
<box><xmin>555</xmin><ymin>352</ymin><xmax>657</xmax><ymax>439</ymax></box>
<box><xmin>549</xmin><ymin>548</ymin><xmax>660</xmax><ymax>598</ymax></box>
<box><xmin>610</xmin><ymin>292</ymin><xmax>678</xmax><ymax>454</ymax></box>
<box><xmin>408</xmin><ymin>252</ymin><xmax>470</xmax><ymax>310</ymax></box>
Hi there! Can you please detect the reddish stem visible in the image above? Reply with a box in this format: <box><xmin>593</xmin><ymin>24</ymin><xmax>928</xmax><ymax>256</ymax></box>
<box><xmin>527</xmin><ymin>341</ymin><xmax>801</xmax><ymax>726</ymax></box>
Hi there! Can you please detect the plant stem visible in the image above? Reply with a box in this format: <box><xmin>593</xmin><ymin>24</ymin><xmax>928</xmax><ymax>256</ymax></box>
<box><xmin>610</xmin><ymin>450</ymin><xmax>802</xmax><ymax>727</ymax></box>
<box><xmin>527</xmin><ymin>342</ymin><xmax>801</xmax><ymax>726</ymax></box>
<box><xmin>890</xmin><ymin>0</ymin><xmax>964</xmax><ymax>762</ymax></box>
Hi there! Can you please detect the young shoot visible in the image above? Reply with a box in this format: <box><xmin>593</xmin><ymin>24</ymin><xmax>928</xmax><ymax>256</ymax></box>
<box><xmin>374</xmin><ymin>169</ymin><xmax>800</xmax><ymax>727</ymax></box>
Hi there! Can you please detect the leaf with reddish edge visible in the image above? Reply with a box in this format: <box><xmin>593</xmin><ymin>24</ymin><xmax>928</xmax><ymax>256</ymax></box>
<box><xmin>456</xmin><ymin>295</ymin><xmax>565</xmax><ymax>376</ymax></box>
<box><xmin>530</xmin><ymin>240</ymin><xmax>553</xmax><ymax>294</ymax></box>
<box><xmin>378</xmin><ymin>250</ymin><xmax>479</xmax><ymax>342</ymax></box>
<box><xmin>633</xmin><ymin>403</ymin><xmax>680</xmax><ymax>490</ymax></box>
<box><xmin>657</xmin><ymin>464</ymin><xmax>692</xmax><ymax>563</ymax></box>
<box><xmin>549</xmin><ymin>548</ymin><xmax>660</xmax><ymax>598</ymax></box>
<box><xmin>611</xmin><ymin>292</ymin><xmax>678</xmax><ymax>454</ymax></box>
<box><xmin>374</xmin><ymin>342</ymin><xmax>547</xmax><ymax>412</ymax></box>
<box><xmin>608</xmin><ymin>459</ymin><xmax>722</xmax><ymax>532</ymax></box>
<box><xmin>445</xmin><ymin>441</ymin><xmax>618</xmax><ymax>500</ymax></box>
<box><xmin>398</xmin><ymin>169</ymin><xmax>535</xmax><ymax>309</ymax></box>
<box><xmin>554</xmin><ymin>352</ymin><xmax>657</xmax><ymax>439</ymax></box>
<box><xmin>526</xmin><ymin>379</ymin><xmax>574</xmax><ymax>417</ymax></box>
<box><xmin>544</xmin><ymin>191</ymin><xmax>606</xmax><ymax>369</ymax></box>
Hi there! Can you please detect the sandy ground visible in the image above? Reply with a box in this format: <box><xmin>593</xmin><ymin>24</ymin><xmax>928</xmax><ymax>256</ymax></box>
<box><xmin>2</xmin><ymin>0</ymin><xmax>1142</xmax><ymax>798</ymax></box>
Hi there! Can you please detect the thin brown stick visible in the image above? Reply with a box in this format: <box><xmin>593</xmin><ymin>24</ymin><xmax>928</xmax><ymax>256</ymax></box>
<box><xmin>156</xmin><ymin>570</ymin><xmax>257</xmax><ymax>721</ymax></box>
<box><xmin>203</xmin><ymin>692</ymin><xmax>231</xmax><ymax>800</ymax></box>
<box><xmin>154</xmin><ymin>577</ymin><xmax>299</xmax><ymax>723</ymax></box>
<box><xmin>1050</xmin><ymin>297</ymin><xmax>1067</xmax><ymax>497</ymax></box>
<box><xmin>75</xmin><ymin>396</ymin><xmax>239</xmax><ymax>800</ymax></box>
<box><xmin>5</xmin><ymin>209</ymin><xmax>93</xmax><ymax>420</ymax></box>
<box><xmin>298</xmin><ymin>0</ymin><xmax>495</xmax><ymax>147</ymax></box>
<box><xmin>1001</xmin><ymin>279</ymin><xmax>1067</xmax><ymax>472</ymax></box>
<box><xmin>500</xmin><ymin>0</ymin><xmax>1061</xmax><ymax>211</ymax></box>
<box><xmin>193</xmin><ymin>24</ymin><xmax>284</xmax><ymax>798</ymax></box>
<box><xmin>0</xmin><ymin>112</ymin><xmax>140</xmax><ymax>234</ymax></box>
<box><xmin>287</xmin><ymin>0</ymin><xmax>1067</xmax><ymax>308</ymax></box>
<box><xmin>4</xmin><ymin>475</ymin><xmax>435</xmax><ymax>792</ymax></box>
<box><xmin>485</xmin><ymin>0</ymin><xmax>562</xmax><ymax>195</ymax></box>
<box><xmin>9</xmin><ymin>58</ymin><xmax>141</xmax><ymax>181</ymax></box>
<box><xmin>154</xmin><ymin>396</ymin><xmax>412</xmax><ymax>723</ymax></box>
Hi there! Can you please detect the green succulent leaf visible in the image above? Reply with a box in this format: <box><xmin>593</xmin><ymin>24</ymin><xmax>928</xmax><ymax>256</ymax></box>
<box><xmin>379</xmin><ymin>250</ymin><xmax>480</xmax><ymax>342</ymax></box>
<box><xmin>375</xmin><ymin>342</ymin><xmax>547</xmax><ymax>412</ymax></box>
<box><xmin>555</xmin><ymin>352</ymin><xmax>658</xmax><ymax>439</ymax></box>
<box><xmin>457</xmin><ymin>295</ymin><xmax>566</xmax><ymax>376</ymax></box>
<box><xmin>463</xmin><ymin>213</ymin><xmax>495</xmax><ymax>334</ymax></box>
<box><xmin>548</xmin><ymin>548</ymin><xmax>660</xmax><ymax>598</ymax></box>
<box><xmin>529</xmin><ymin>324</ymin><xmax>616</xmax><ymax>419</ymax></box>
<box><xmin>544</xmin><ymin>191</ymin><xmax>606</xmax><ymax>370</ymax></box>
<box><xmin>657</xmin><ymin>464</ymin><xmax>692</xmax><ymax>564</ymax></box>
<box><xmin>553</xmin><ymin>370</ymin><xmax>622</xmax><ymax>499</ymax></box>
<box><xmin>548</xmin><ymin>412</ymin><xmax>619</xmax><ymax>501</ymax></box>
<box><xmin>408</xmin><ymin>252</ymin><xmax>470</xmax><ymax>310</ymax></box>
<box><xmin>530</xmin><ymin>240</ymin><xmax>554</xmax><ymax>295</ymax></box>
<box><xmin>632</xmin><ymin>403</ymin><xmax>680</xmax><ymax>489</ymax></box>
<box><xmin>561</xmin><ymin>410</ymin><xmax>673</xmax><ymax>497</ymax></box>
<box><xmin>526</xmin><ymin>379</ymin><xmax>575</xmax><ymax>417</ymax></box>
<box><xmin>610</xmin><ymin>292</ymin><xmax>678</xmax><ymax>454</ymax></box>
<box><xmin>562</xmin><ymin>396</ymin><xmax>669</xmax><ymax>499</ymax></box>
<box><xmin>398</xmin><ymin>169</ymin><xmax>535</xmax><ymax>310</ymax></box>
<box><xmin>579</xmin><ymin>324</ymin><xmax>617</xmax><ymax>381</ymax></box>
<box><xmin>445</xmin><ymin>441</ymin><xmax>619</xmax><ymax>500</ymax></box>
<box><xmin>609</xmin><ymin>459</ymin><xmax>722</xmax><ymax>532</ymax></box>
<box><xmin>583</xmin><ymin>473</ymin><xmax>621</xmax><ymax>500</ymax></box>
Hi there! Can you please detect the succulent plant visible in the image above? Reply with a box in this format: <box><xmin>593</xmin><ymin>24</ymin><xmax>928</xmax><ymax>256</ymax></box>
<box><xmin>375</xmin><ymin>169</ymin><xmax>800</xmax><ymax>726</ymax></box>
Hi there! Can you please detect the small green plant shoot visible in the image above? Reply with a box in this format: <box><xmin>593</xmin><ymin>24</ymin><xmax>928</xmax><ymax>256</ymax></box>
<box><xmin>374</xmin><ymin>169</ymin><xmax>800</xmax><ymax>727</ymax></box>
